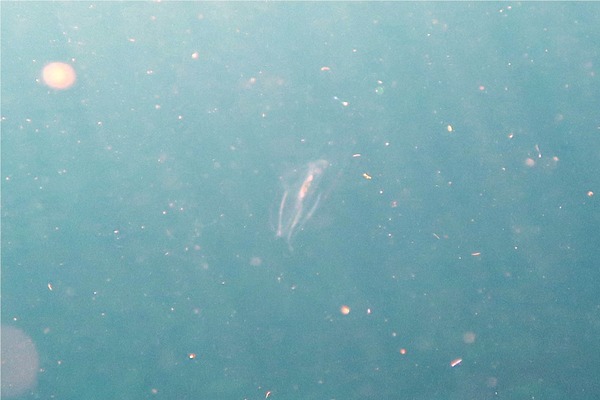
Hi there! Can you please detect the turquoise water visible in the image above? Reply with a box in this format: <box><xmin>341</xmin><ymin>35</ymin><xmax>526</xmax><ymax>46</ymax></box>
<box><xmin>2</xmin><ymin>2</ymin><xmax>600</xmax><ymax>399</ymax></box>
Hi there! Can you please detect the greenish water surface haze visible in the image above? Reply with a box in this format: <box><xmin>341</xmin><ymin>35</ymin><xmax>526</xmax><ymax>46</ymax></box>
<box><xmin>2</xmin><ymin>2</ymin><xmax>599</xmax><ymax>399</ymax></box>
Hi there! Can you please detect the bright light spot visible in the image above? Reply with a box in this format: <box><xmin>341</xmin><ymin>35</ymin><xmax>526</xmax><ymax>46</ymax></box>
<box><xmin>42</xmin><ymin>62</ymin><xmax>76</xmax><ymax>90</ymax></box>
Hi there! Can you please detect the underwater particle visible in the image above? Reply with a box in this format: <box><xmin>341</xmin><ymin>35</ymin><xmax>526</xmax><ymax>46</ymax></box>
<box><xmin>450</xmin><ymin>358</ymin><xmax>463</xmax><ymax>367</ymax></box>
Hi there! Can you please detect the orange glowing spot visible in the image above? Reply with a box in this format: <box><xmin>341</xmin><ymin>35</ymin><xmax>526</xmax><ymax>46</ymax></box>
<box><xmin>399</xmin><ymin>348</ymin><xmax>407</xmax><ymax>355</ymax></box>
<box><xmin>340</xmin><ymin>305</ymin><xmax>351</xmax><ymax>315</ymax></box>
<box><xmin>188</xmin><ymin>353</ymin><xmax>197</xmax><ymax>359</ymax></box>
<box><xmin>42</xmin><ymin>62</ymin><xmax>76</xmax><ymax>90</ymax></box>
